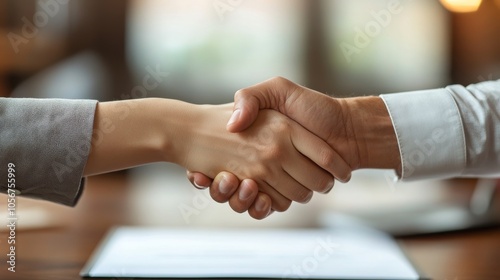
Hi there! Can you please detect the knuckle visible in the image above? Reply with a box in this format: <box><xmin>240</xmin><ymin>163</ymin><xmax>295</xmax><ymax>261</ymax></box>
<box><xmin>319</xmin><ymin>149</ymin><xmax>336</xmax><ymax>168</ymax></box>
<box><xmin>234</xmin><ymin>88</ymin><xmax>250</xmax><ymax>99</ymax></box>
<box><xmin>263</xmin><ymin>143</ymin><xmax>283</xmax><ymax>161</ymax></box>
<box><xmin>272</xmin><ymin>76</ymin><xmax>291</xmax><ymax>86</ymax></box>
<box><xmin>254</xmin><ymin>126</ymin><xmax>274</xmax><ymax>146</ymax></box>
<box><xmin>253</xmin><ymin>142</ymin><xmax>283</xmax><ymax>164</ymax></box>
<box><xmin>271</xmin><ymin>117</ymin><xmax>290</xmax><ymax>133</ymax></box>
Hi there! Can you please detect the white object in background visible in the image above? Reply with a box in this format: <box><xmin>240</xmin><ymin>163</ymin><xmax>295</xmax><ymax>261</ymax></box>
<box><xmin>81</xmin><ymin>225</ymin><xmax>420</xmax><ymax>279</ymax></box>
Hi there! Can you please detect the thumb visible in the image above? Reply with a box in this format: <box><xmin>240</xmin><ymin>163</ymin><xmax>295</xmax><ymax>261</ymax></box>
<box><xmin>226</xmin><ymin>77</ymin><xmax>294</xmax><ymax>132</ymax></box>
<box><xmin>226</xmin><ymin>89</ymin><xmax>261</xmax><ymax>132</ymax></box>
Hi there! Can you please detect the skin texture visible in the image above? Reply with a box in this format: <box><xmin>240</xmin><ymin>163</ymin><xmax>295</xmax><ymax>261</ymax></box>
<box><xmin>188</xmin><ymin>77</ymin><xmax>401</xmax><ymax>219</ymax></box>
<box><xmin>83</xmin><ymin>98</ymin><xmax>349</xmax><ymax>213</ymax></box>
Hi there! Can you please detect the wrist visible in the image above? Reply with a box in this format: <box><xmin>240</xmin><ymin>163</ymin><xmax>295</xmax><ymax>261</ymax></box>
<box><xmin>155</xmin><ymin>99</ymin><xmax>202</xmax><ymax>166</ymax></box>
<box><xmin>124</xmin><ymin>98</ymin><xmax>175</xmax><ymax>165</ymax></box>
<box><xmin>164</xmin><ymin>103</ymin><xmax>236</xmax><ymax>178</ymax></box>
<box><xmin>342</xmin><ymin>96</ymin><xmax>401</xmax><ymax>172</ymax></box>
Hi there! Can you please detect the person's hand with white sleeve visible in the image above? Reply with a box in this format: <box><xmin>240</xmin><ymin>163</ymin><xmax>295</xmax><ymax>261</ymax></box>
<box><xmin>188</xmin><ymin>77</ymin><xmax>500</xmax><ymax>219</ymax></box>
<box><xmin>188</xmin><ymin>77</ymin><xmax>400</xmax><ymax>218</ymax></box>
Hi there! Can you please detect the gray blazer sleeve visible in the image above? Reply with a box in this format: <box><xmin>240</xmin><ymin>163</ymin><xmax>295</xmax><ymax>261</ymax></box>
<box><xmin>0</xmin><ymin>98</ymin><xmax>97</xmax><ymax>206</ymax></box>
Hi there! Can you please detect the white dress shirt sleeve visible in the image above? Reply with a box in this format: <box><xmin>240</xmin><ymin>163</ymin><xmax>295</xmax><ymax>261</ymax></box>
<box><xmin>380</xmin><ymin>79</ymin><xmax>500</xmax><ymax>180</ymax></box>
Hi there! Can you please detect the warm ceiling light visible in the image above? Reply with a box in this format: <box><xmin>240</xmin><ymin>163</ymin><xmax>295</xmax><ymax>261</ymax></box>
<box><xmin>440</xmin><ymin>0</ymin><xmax>482</xmax><ymax>13</ymax></box>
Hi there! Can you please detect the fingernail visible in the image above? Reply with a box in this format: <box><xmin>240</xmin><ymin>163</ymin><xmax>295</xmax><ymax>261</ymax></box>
<box><xmin>219</xmin><ymin>175</ymin><xmax>231</xmax><ymax>194</ymax></box>
<box><xmin>193</xmin><ymin>181</ymin><xmax>206</xmax><ymax>190</ymax></box>
<box><xmin>238</xmin><ymin>182</ymin><xmax>253</xmax><ymax>201</ymax></box>
<box><xmin>227</xmin><ymin>109</ymin><xmax>241</xmax><ymax>127</ymax></box>
<box><xmin>325</xmin><ymin>181</ymin><xmax>334</xmax><ymax>194</ymax></box>
<box><xmin>255</xmin><ymin>196</ymin><xmax>267</xmax><ymax>212</ymax></box>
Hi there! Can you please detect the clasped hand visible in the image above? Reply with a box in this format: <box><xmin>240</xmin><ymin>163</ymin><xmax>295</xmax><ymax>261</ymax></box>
<box><xmin>187</xmin><ymin>77</ymin><xmax>359</xmax><ymax>219</ymax></box>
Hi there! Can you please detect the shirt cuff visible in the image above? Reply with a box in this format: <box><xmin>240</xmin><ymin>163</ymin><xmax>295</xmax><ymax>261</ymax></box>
<box><xmin>380</xmin><ymin>89</ymin><xmax>466</xmax><ymax>180</ymax></box>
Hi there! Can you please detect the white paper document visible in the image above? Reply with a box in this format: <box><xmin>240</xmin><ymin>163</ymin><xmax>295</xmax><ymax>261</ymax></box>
<box><xmin>81</xmin><ymin>227</ymin><xmax>420</xmax><ymax>279</ymax></box>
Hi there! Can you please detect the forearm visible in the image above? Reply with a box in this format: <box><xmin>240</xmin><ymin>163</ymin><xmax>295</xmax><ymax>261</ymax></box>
<box><xmin>83</xmin><ymin>98</ymin><xmax>197</xmax><ymax>176</ymax></box>
<box><xmin>341</xmin><ymin>96</ymin><xmax>401</xmax><ymax>172</ymax></box>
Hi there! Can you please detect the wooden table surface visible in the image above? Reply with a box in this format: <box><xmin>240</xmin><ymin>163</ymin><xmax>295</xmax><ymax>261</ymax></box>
<box><xmin>1</xmin><ymin>173</ymin><xmax>499</xmax><ymax>280</ymax></box>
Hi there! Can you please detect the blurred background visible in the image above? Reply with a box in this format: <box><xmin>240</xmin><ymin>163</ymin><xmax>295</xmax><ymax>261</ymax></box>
<box><xmin>1</xmin><ymin>0</ymin><xmax>499</xmax><ymax>101</ymax></box>
<box><xmin>1</xmin><ymin>0</ymin><xmax>499</xmax><ymax>234</ymax></box>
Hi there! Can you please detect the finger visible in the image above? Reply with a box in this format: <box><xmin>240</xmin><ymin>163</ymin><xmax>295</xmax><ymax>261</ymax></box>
<box><xmin>290</xmin><ymin>124</ymin><xmax>352</xmax><ymax>183</ymax></box>
<box><xmin>283</xmin><ymin>152</ymin><xmax>335</xmax><ymax>194</ymax></box>
<box><xmin>226</xmin><ymin>91</ymin><xmax>260</xmax><ymax>132</ymax></box>
<box><xmin>265</xmin><ymin>171</ymin><xmax>313</xmax><ymax>205</ymax></box>
<box><xmin>257</xmin><ymin>180</ymin><xmax>292</xmax><ymax>212</ymax></box>
<box><xmin>208</xmin><ymin>172</ymin><xmax>240</xmax><ymax>203</ymax></box>
<box><xmin>228</xmin><ymin>179</ymin><xmax>259</xmax><ymax>213</ymax></box>
<box><xmin>248</xmin><ymin>193</ymin><xmax>272</xmax><ymax>220</ymax></box>
<box><xmin>186</xmin><ymin>170</ymin><xmax>212</xmax><ymax>190</ymax></box>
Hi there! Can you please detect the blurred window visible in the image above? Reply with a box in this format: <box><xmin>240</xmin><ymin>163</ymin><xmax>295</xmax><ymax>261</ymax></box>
<box><xmin>127</xmin><ymin>0</ymin><xmax>307</xmax><ymax>103</ymax></box>
<box><xmin>324</xmin><ymin>0</ymin><xmax>450</xmax><ymax>94</ymax></box>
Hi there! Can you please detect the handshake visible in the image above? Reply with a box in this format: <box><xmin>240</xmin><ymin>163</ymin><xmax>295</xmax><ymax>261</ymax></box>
<box><xmin>183</xmin><ymin>77</ymin><xmax>401</xmax><ymax>220</ymax></box>
<box><xmin>9</xmin><ymin>75</ymin><xmax>495</xmax><ymax>210</ymax></box>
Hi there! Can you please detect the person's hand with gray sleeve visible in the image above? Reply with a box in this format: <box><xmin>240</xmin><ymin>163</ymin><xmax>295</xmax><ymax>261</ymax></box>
<box><xmin>1</xmin><ymin>97</ymin><xmax>346</xmax><ymax>220</ymax></box>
